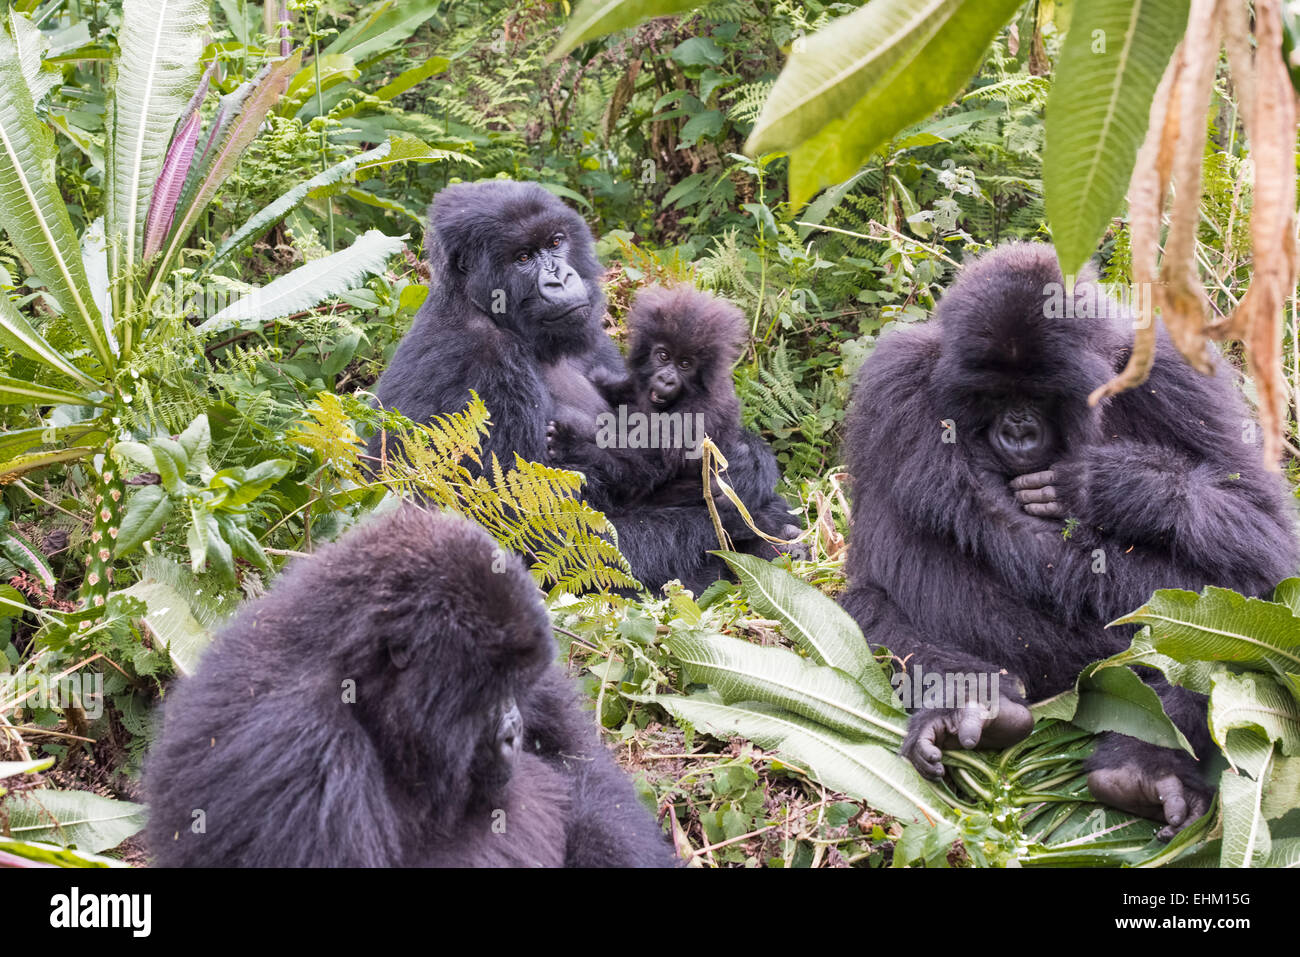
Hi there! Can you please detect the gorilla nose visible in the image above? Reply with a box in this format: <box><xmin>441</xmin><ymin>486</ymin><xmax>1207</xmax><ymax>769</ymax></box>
<box><xmin>540</xmin><ymin>262</ymin><xmax>582</xmax><ymax>302</ymax></box>
<box><xmin>499</xmin><ymin>702</ymin><xmax>523</xmax><ymax>757</ymax></box>
<box><xmin>1000</xmin><ymin>414</ymin><xmax>1039</xmax><ymax>441</ymax></box>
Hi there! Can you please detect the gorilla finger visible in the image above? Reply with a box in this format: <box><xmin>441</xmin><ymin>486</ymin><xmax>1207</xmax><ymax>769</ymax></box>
<box><xmin>1023</xmin><ymin>502</ymin><xmax>1064</xmax><ymax>518</ymax></box>
<box><xmin>1156</xmin><ymin>774</ymin><xmax>1188</xmax><ymax>828</ymax></box>
<box><xmin>955</xmin><ymin>705</ymin><xmax>985</xmax><ymax>749</ymax></box>
<box><xmin>1013</xmin><ymin>485</ymin><xmax>1057</xmax><ymax>505</ymax></box>
<box><xmin>1010</xmin><ymin>470</ymin><xmax>1055</xmax><ymax>491</ymax></box>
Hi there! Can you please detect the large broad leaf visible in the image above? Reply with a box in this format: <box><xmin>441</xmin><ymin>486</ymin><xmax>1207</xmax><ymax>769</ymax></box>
<box><xmin>550</xmin><ymin>0</ymin><xmax>705</xmax><ymax>59</ymax></box>
<box><xmin>202</xmin><ymin>141</ymin><xmax>393</xmax><ymax>275</ymax></box>
<box><xmin>716</xmin><ymin>550</ymin><xmax>891</xmax><ymax>703</ymax></box>
<box><xmin>1091</xmin><ymin>625</ymin><xmax>1218</xmax><ymax>695</ymax></box>
<box><xmin>666</xmin><ymin>632</ymin><xmax>905</xmax><ymax>744</ymax></box>
<box><xmin>199</xmin><ymin>230</ymin><xmax>407</xmax><ymax>331</ymax></box>
<box><xmin>1045</xmin><ymin>0</ymin><xmax>1189</xmax><ymax>277</ymax></box>
<box><xmin>0</xmin><ymin>789</ymin><xmax>145</xmax><ymax>852</ymax></box>
<box><xmin>1112</xmin><ymin>586</ymin><xmax>1300</xmax><ymax>675</ymax></box>
<box><xmin>0</xmin><ymin>37</ymin><xmax>113</xmax><ymax>370</ymax></box>
<box><xmin>747</xmin><ymin>0</ymin><xmax>1022</xmax><ymax>206</ymax></box>
<box><xmin>1209</xmin><ymin>671</ymin><xmax>1300</xmax><ymax>758</ymax></box>
<box><xmin>8</xmin><ymin>11</ymin><xmax>60</xmax><ymax>105</ymax></box>
<box><xmin>113</xmin><ymin>484</ymin><xmax>173</xmax><ymax>559</ymax></box>
<box><xmin>121</xmin><ymin>574</ymin><xmax>215</xmax><ymax>675</ymax></box>
<box><xmin>105</xmin><ymin>0</ymin><xmax>208</xmax><ymax>280</ymax></box>
<box><xmin>1032</xmin><ymin>660</ymin><xmax>1196</xmax><ymax>755</ymax></box>
<box><xmin>659</xmin><ymin>691</ymin><xmax>948</xmax><ymax>826</ymax></box>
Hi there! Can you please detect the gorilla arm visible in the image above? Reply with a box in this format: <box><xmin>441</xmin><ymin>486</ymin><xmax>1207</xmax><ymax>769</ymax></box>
<box><xmin>839</xmin><ymin>582</ymin><xmax>1033</xmax><ymax>779</ymax></box>
<box><xmin>520</xmin><ymin>667</ymin><xmax>677</xmax><ymax>866</ymax></box>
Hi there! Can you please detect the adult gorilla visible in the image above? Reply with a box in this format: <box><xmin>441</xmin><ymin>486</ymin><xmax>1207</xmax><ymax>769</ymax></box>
<box><xmin>370</xmin><ymin>180</ymin><xmax>794</xmax><ymax>592</ymax></box>
<box><xmin>840</xmin><ymin>243</ymin><xmax>1298</xmax><ymax>837</ymax></box>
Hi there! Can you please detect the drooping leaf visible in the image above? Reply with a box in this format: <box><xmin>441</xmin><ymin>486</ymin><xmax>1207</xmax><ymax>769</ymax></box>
<box><xmin>0</xmin><ymin>292</ymin><xmax>97</xmax><ymax>389</ymax></box>
<box><xmin>1112</xmin><ymin>586</ymin><xmax>1300</xmax><ymax>675</ymax></box>
<box><xmin>1045</xmin><ymin>0</ymin><xmax>1189</xmax><ymax>276</ymax></box>
<box><xmin>113</xmin><ymin>485</ymin><xmax>173</xmax><ymax>559</ymax></box>
<box><xmin>0</xmin><ymin>374</ymin><xmax>96</xmax><ymax>407</ymax></box>
<box><xmin>551</xmin><ymin>0</ymin><xmax>704</xmax><ymax>60</ymax></box>
<box><xmin>749</xmin><ymin>0</ymin><xmax>1021</xmax><ymax>205</ymax></box>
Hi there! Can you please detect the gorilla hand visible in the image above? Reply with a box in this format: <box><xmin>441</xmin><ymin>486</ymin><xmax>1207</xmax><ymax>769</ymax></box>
<box><xmin>1086</xmin><ymin>736</ymin><xmax>1212</xmax><ymax>840</ymax></box>
<box><xmin>1010</xmin><ymin>469</ymin><xmax>1065</xmax><ymax>519</ymax></box>
<box><xmin>901</xmin><ymin>695</ymin><xmax>1034</xmax><ymax>779</ymax></box>
<box><xmin>545</xmin><ymin>419</ymin><xmax>577</xmax><ymax>465</ymax></box>
<box><xmin>772</xmin><ymin>524</ymin><xmax>810</xmax><ymax>561</ymax></box>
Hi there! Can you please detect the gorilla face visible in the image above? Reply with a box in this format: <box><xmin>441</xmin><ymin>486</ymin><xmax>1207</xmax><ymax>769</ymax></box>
<box><xmin>641</xmin><ymin>341</ymin><xmax>698</xmax><ymax>408</ymax></box>
<box><xmin>431</xmin><ymin>181</ymin><xmax>605</xmax><ymax>356</ymax></box>
<box><xmin>988</xmin><ymin>403</ymin><xmax>1058</xmax><ymax>473</ymax></box>
<box><xmin>468</xmin><ymin>697</ymin><xmax>524</xmax><ymax>801</ymax></box>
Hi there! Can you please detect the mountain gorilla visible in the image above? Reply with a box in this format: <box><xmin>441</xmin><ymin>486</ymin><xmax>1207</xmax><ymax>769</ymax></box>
<box><xmin>146</xmin><ymin>507</ymin><xmax>675</xmax><ymax>867</ymax></box>
<box><xmin>840</xmin><ymin>243</ymin><xmax>1298</xmax><ymax>837</ymax></box>
<box><xmin>546</xmin><ymin>286</ymin><xmax>802</xmax><ymax>545</ymax></box>
<box><xmin>369</xmin><ymin>180</ymin><xmax>799</xmax><ymax>593</ymax></box>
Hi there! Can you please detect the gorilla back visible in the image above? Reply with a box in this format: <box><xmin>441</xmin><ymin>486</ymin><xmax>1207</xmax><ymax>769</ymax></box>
<box><xmin>146</xmin><ymin>507</ymin><xmax>674</xmax><ymax>867</ymax></box>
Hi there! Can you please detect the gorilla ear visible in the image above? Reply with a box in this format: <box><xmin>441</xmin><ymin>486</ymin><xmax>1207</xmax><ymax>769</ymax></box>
<box><xmin>387</xmin><ymin>631</ymin><xmax>415</xmax><ymax>669</ymax></box>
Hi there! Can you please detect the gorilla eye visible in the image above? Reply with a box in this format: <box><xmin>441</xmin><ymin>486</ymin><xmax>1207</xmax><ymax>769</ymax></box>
<box><xmin>678</xmin><ymin>359</ymin><xmax>692</xmax><ymax>370</ymax></box>
<box><xmin>550</xmin><ymin>234</ymin><xmax>564</xmax><ymax>248</ymax></box>
<box><xmin>657</xmin><ymin>349</ymin><xmax>670</xmax><ymax>362</ymax></box>
<box><xmin>515</xmin><ymin>251</ymin><xmax>530</xmax><ymax>264</ymax></box>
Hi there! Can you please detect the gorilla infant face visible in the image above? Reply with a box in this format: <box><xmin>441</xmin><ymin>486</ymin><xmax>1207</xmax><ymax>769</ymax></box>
<box><xmin>988</xmin><ymin>403</ymin><xmax>1058</xmax><ymax>473</ymax></box>
<box><xmin>642</xmin><ymin>340</ymin><xmax>697</xmax><ymax>407</ymax></box>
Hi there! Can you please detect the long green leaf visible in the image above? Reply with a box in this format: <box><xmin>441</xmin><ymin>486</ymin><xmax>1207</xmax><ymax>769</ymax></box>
<box><xmin>550</xmin><ymin>0</ymin><xmax>704</xmax><ymax>59</ymax></box>
<box><xmin>105</xmin><ymin>0</ymin><xmax>208</xmax><ymax>287</ymax></box>
<box><xmin>202</xmin><ymin>141</ymin><xmax>392</xmax><ymax>275</ymax></box>
<box><xmin>322</xmin><ymin>0</ymin><xmax>443</xmax><ymax>65</ymax></box>
<box><xmin>199</xmin><ymin>230</ymin><xmax>406</xmax><ymax>332</ymax></box>
<box><xmin>0</xmin><ymin>446</ymin><xmax>98</xmax><ymax>481</ymax></box>
<box><xmin>0</xmin><ymin>374</ymin><xmax>96</xmax><ymax>407</ymax></box>
<box><xmin>0</xmin><ymin>790</ymin><xmax>145</xmax><ymax>852</ymax></box>
<box><xmin>1045</xmin><ymin>0</ymin><xmax>1189</xmax><ymax>277</ymax></box>
<box><xmin>665</xmin><ymin>632</ymin><xmax>905</xmax><ymax>743</ymax></box>
<box><xmin>1219</xmin><ymin>755</ymin><xmax>1273</xmax><ymax>868</ymax></box>
<box><xmin>717</xmin><ymin>550</ymin><xmax>895</xmax><ymax>707</ymax></box>
<box><xmin>1209</xmin><ymin>672</ymin><xmax>1300</xmax><ymax>758</ymax></box>
<box><xmin>0</xmin><ymin>291</ymin><xmax>97</xmax><ymax>388</ymax></box>
<box><xmin>0</xmin><ymin>37</ymin><xmax>112</xmax><ymax>369</ymax></box>
<box><xmin>1033</xmin><ymin>661</ymin><xmax>1196</xmax><ymax>755</ymax></box>
<box><xmin>659</xmin><ymin>691</ymin><xmax>947</xmax><ymax>825</ymax></box>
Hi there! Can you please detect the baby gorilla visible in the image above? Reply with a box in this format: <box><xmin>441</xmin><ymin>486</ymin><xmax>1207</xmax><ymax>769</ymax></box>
<box><xmin>547</xmin><ymin>285</ymin><xmax>801</xmax><ymax>547</ymax></box>
<box><xmin>146</xmin><ymin>507</ymin><xmax>674</xmax><ymax>867</ymax></box>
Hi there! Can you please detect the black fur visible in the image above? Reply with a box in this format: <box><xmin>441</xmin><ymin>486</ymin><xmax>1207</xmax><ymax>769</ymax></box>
<box><xmin>145</xmin><ymin>507</ymin><xmax>676</xmax><ymax>867</ymax></box>
<box><xmin>369</xmin><ymin>181</ymin><xmax>795</xmax><ymax>594</ymax></box>
<box><xmin>840</xmin><ymin>242</ymin><xmax>1299</xmax><ymax>835</ymax></box>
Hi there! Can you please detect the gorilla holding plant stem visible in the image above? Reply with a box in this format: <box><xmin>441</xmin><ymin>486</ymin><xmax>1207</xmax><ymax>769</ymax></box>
<box><xmin>840</xmin><ymin>243</ymin><xmax>1298</xmax><ymax>837</ymax></box>
<box><xmin>146</xmin><ymin>506</ymin><xmax>675</xmax><ymax>867</ymax></box>
<box><xmin>369</xmin><ymin>180</ymin><xmax>799</xmax><ymax>593</ymax></box>
<box><xmin>546</xmin><ymin>285</ymin><xmax>803</xmax><ymax>565</ymax></box>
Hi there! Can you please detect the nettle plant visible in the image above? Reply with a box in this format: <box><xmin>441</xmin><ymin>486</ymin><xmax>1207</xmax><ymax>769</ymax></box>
<box><xmin>0</xmin><ymin>1</ymin><xmax>417</xmax><ymax>608</ymax></box>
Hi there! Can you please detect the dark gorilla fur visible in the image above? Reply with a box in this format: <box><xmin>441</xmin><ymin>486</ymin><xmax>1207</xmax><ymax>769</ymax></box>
<box><xmin>840</xmin><ymin>242</ymin><xmax>1299</xmax><ymax>837</ymax></box>
<box><xmin>547</xmin><ymin>285</ymin><xmax>804</xmax><ymax>585</ymax></box>
<box><xmin>146</xmin><ymin>507</ymin><xmax>676</xmax><ymax>867</ymax></box>
<box><xmin>369</xmin><ymin>180</ymin><xmax>797</xmax><ymax>593</ymax></box>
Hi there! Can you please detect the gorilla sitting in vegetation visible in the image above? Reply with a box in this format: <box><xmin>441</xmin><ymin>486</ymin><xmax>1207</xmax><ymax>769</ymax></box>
<box><xmin>546</xmin><ymin>284</ymin><xmax>803</xmax><ymax>583</ymax></box>
<box><xmin>146</xmin><ymin>507</ymin><xmax>675</xmax><ymax>867</ymax></box>
<box><xmin>840</xmin><ymin>243</ymin><xmax>1298</xmax><ymax>837</ymax></box>
<box><xmin>369</xmin><ymin>180</ymin><xmax>799</xmax><ymax>593</ymax></box>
